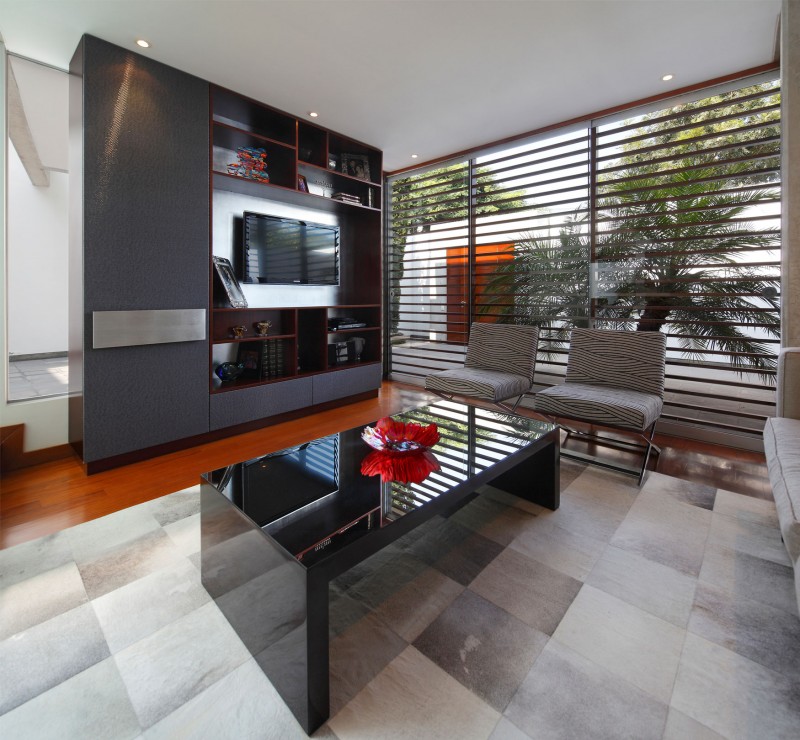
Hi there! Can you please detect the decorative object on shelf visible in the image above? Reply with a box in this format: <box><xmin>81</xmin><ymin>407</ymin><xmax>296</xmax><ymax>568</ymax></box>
<box><xmin>328</xmin><ymin>341</ymin><xmax>351</xmax><ymax>366</ymax></box>
<box><xmin>237</xmin><ymin>343</ymin><xmax>261</xmax><ymax>379</ymax></box>
<box><xmin>214</xmin><ymin>362</ymin><xmax>245</xmax><ymax>382</ymax></box>
<box><xmin>360</xmin><ymin>417</ymin><xmax>440</xmax><ymax>484</ymax></box>
<box><xmin>254</xmin><ymin>321</ymin><xmax>272</xmax><ymax>336</ymax></box>
<box><xmin>228</xmin><ymin>146</ymin><xmax>269</xmax><ymax>182</ymax></box>
<box><xmin>298</xmin><ymin>174</ymin><xmax>309</xmax><ymax>192</ymax></box>
<box><xmin>328</xmin><ymin>316</ymin><xmax>367</xmax><ymax>330</ymax></box>
<box><xmin>342</xmin><ymin>153</ymin><xmax>370</xmax><ymax>181</ymax></box>
<box><xmin>230</xmin><ymin>325</ymin><xmax>247</xmax><ymax>339</ymax></box>
<box><xmin>328</xmin><ymin>154</ymin><xmax>338</xmax><ymax>171</ymax></box>
<box><xmin>331</xmin><ymin>192</ymin><xmax>362</xmax><ymax>205</ymax></box>
<box><xmin>212</xmin><ymin>256</ymin><xmax>248</xmax><ymax>308</ymax></box>
<box><xmin>349</xmin><ymin>336</ymin><xmax>366</xmax><ymax>362</ymax></box>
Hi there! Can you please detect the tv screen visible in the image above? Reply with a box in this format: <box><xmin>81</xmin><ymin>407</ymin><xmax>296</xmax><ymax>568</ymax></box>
<box><xmin>243</xmin><ymin>212</ymin><xmax>339</xmax><ymax>285</ymax></box>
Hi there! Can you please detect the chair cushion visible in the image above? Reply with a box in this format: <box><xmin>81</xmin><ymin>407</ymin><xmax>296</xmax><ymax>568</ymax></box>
<box><xmin>566</xmin><ymin>328</ymin><xmax>666</xmax><ymax>398</ymax></box>
<box><xmin>534</xmin><ymin>381</ymin><xmax>663</xmax><ymax>431</ymax></box>
<box><xmin>464</xmin><ymin>323</ymin><xmax>539</xmax><ymax>384</ymax></box>
<box><xmin>426</xmin><ymin>368</ymin><xmax>530</xmax><ymax>403</ymax></box>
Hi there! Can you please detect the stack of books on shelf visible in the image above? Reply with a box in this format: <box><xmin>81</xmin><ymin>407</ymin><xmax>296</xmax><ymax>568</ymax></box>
<box><xmin>331</xmin><ymin>192</ymin><xmax>362</xmax><ymax>205</ymax></box>
<box><xmin>260</xmin><ymin>340</ymin><xmax>285</xmax><ymax>380</ymax></box>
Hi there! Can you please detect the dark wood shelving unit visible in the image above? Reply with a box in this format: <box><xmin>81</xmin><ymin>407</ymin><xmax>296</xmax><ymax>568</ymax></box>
<box><xmin>209</xmin><ymin>85</ymin><xmax>383</xmax><ymax>422</ymax></box>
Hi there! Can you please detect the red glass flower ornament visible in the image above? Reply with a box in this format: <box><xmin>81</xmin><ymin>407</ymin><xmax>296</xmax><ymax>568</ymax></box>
<box><xmin>360</xmin><ymin>417</ymin><xmax>440</xmax><ymax>483</ymax></box>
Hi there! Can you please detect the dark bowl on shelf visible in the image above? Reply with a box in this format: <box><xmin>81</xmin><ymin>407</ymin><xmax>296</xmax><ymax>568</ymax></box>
<box><xmin>215</xmin><ymin>362</ymin><xmax>245</xmax><ymax>381</ymax></box>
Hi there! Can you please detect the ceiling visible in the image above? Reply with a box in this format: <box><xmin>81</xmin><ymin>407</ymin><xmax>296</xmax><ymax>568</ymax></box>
<box><xmin>0</xmin><ymin>0</ymin><xmax>782</xmax><ymax>173</ymax></box>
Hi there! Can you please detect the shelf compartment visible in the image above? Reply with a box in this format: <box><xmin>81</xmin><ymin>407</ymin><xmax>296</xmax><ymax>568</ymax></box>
<box><xmin>297</xmin><ymin>308</ymin><xmax>327</xmax><ymax>374</ymax></box>
<box><xmin>298</xmin><ymin>162</ymin><xmax>381</xmax><ymax>209</ymax></box>
<box><xmin>212</xmin><ymin>308</ymin><xmax>296</xmax><ymax>343</ymax></box>
<box><xmin>328</xmin><ymin>134</ymin><xmax>382</xmax><ymax>185</ymax></box>
<box><xmin>326</xmin><ymin>305</ymin><xmax>381</xmax><ymax>331</ymax></box>
<box><xmin>212</xmin><ymin>87</ymin><xmax>296</xmax><ymax>146</ymax></box>
<box><xmin>298</xmin><ymin>122</ymin><xmax>328</xmax><ymax>169</ymax></box>
<box><xmin>213</xmin><ymin>123</ymin><xmax>296</xmax><ymax>190</ymax></box>
<box><xmin>212</xmin><ymin>336</ymin><xmax>297</xmax><ymax>390</ymax></box>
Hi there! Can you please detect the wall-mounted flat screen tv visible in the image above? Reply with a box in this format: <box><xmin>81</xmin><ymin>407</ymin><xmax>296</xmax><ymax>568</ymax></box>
<box><xmin>243</xmin><ymin>211</ymin><xmax>340</xmax><ymax>285</ymax></box>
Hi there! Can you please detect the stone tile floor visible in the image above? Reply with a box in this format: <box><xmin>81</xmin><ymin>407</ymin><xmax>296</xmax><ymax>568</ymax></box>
<box><xmin>0</xmin><ymin>462</ymin><xmax>798</xmax><ymax>739</ymax></box>
<box><xmin>7</xmin><ymin>356</ymin><xmax>68</xmax><ymax>401</ymax></box>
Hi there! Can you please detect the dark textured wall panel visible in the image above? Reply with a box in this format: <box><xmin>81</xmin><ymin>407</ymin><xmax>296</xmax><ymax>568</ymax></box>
<box><xmin>210</xmin><ymin>377</ymin><xmax>313</xmax><ymax>431</ymax></box>
<box><xmin>312</xmin><ymin>364</ymin><xmax>382</xmax><ymax>405</ymax></box>
<box><xmin>78</xmin><ymin>36</ymin><xmax>210</xmax><ymax>462</ymax></box>
<box><xmin>82</xmin><ymin>36</ymin><xmax>209</xmax><ymax>310</ymax></box>
<box><xmin>85</xmin><ymin>341</ymin><xmax>210</xmax><ymax>460</ymax></box>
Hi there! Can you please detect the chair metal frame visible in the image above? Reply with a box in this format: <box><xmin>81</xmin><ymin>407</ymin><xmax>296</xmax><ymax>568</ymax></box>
<box><xmin>536</xmin><ymin>411</ymin><xmax>661</xmax><ymax>485</ymax></box>
<box><xmin>532</xmin><ymin>327</ymin><xmax>666</xmax><ymax>486</ymax></box>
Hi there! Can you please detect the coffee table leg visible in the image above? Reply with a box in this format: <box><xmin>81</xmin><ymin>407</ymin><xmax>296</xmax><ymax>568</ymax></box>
<box><xmin>201</xmin><ymin>482</ymin><xmax>330</xmax><ymax>734</ymax></box>
<box><xmin>489</xmin><ymin>434</ymin><xmax>560</xmax><ymax>510</ymax></box>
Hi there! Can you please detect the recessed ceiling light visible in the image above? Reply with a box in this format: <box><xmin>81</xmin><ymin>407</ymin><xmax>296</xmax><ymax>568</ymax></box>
<box><xmin>136</xmin><ymin>39</ymin><xmax>150</xmax><ymax>48</ymax></box>
<box><xmin>309</xmin><ymin>112</ymin><xmax>319</xmax><ymax>118</ymax></box>
<box><xmin>662</xmin><ymin>73</ymin><xmax>674</xmax><ymax>81</ymax></box>
<box><xmin>411</xmin><ymin>154</ymin><xmax>418</xmax><ymax>159</ymax></box>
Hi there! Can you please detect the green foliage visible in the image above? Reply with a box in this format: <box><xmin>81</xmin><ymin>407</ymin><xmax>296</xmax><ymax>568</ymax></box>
<box><xmin>485</xmin><ymin>81</ymin><xmax>781</xmax><ymax>374</ymax></box>
<box><xmin>389</xmin><ymin>162</ymin><xmax>527</xmax><ymax>332</ymax></box>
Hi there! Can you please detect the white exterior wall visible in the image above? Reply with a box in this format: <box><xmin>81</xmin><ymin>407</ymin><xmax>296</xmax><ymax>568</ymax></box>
<box><xmin>7</xmin><ymin>141</ymin><xmax>69</xmax><ymax>357</ymax></box>
<box><xmin>1</xmin><ymin>47</ymin><xmax>69</xmax><ymax>451</ymax></box>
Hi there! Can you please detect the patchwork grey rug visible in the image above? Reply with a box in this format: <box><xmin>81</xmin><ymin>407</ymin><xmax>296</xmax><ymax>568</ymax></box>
<box><xmin>1</xmin><ymin>463</ymin><xmax>798</xmax><ymax>739</ymax></box>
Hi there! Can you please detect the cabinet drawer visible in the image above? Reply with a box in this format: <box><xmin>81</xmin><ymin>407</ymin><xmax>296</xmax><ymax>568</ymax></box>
<box><xmin>210</xmin><ymin>377</ymin><xmax>313</xmax><ymax>430</ymax></box>
<box><xmin>312</xmin><ymin>364</ymin><xmax>382</xmax><ymax>405</ymax></box>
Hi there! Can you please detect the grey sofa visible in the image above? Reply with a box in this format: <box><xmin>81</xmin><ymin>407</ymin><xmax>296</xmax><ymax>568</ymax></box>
<box><xmin>763</xmin><ymin>347</ymin><xmax>800</xmax><ymax>614</ymax></box>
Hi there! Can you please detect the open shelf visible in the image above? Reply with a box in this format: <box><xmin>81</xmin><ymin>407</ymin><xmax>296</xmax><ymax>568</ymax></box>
<box><xmin>211</xmin><ymin>305</ymin><xmax>380</xmax><ymax>391</ymax></box>
<box><xmin>210</xmin><ymin>85</ymin><xmax>382</xmax><ymax>210</ymax></box>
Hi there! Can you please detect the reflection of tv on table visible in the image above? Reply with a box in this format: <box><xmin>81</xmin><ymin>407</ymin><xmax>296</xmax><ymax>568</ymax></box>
<box><xmin>243</xmin><ymin>211</ymin><xmax>339</xmax><ymax>286</ymax></box>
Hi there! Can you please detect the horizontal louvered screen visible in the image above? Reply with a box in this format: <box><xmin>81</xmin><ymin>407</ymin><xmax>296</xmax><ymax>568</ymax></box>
<box><xmin>388</xmin><ymin>163</ymin><xmax>471</xmax><ymax>380</ymax></box>
<box><xmin>592</xmin><ymin>80</ymin><xmax>780</xmax><ymax>435</ymax></box>
<box><xmin>387</xmin><ymin>76</ymin><xmax>781</xmax><ymax>441</ymax></box>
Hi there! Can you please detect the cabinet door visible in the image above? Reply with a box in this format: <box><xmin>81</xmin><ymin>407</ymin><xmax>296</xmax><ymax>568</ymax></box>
<box><xmin>312</xmin><ymin>365</ymin><xmax>382</xmax><ymax>405</ymax></box>
<box><xmin>210</xmin><ymin>378</ymin><xmax>313</xmax><ymax>431</ymax></box>
<box><xmin>73</xmin><ymin>36</ymin><xmax>210</xmax><ymax>463</ymax></box>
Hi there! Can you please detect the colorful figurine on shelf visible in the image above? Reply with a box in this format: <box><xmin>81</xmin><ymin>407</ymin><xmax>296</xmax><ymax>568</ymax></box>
<box><xmin>227</xmin><ymin>147</ymin><xmax>269</xmax><ymax>183</ymax></box>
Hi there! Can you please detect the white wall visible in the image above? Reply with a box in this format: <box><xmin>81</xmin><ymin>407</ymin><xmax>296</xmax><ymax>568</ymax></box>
<box><xmin>7</xmin><ymin>140</ymin><xmax>69</xmax><ymax>356</ymax></box>
<box><xmin>1</xmin><ymin>47</ymin><xmax>69</xmax><ymax>452</ymax></box>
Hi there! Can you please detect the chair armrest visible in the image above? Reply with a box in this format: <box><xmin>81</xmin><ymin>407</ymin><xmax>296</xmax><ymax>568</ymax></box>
<box><xmin>777</xmin><ymin>348</ymin><xmax>800</xmax><ymax>420</ymax></box>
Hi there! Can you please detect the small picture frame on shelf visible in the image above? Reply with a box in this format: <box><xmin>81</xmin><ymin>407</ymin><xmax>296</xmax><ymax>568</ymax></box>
<box><xmin>298</xmin><ymin>174</ymin><xmax>309</xmax><ymax>192</ymax></box>
<box><xmin>342</xmin><ymin>153</ymin><xmax>370</xmax><ymax>181</ymax></box>
<box><xmin>212</xmin><ymin>256</ymin><xmax>247</xmax><ymax>308</ymax></box>
<box><xmin>236</xmin><ymin>343</ymin><xmax>261</xmax><ymax>380</ymax></box>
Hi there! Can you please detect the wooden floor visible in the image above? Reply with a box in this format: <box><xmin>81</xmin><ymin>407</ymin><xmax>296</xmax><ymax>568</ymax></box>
<box><xmin>0</xmin><ymin>382</ymin><xmax>771</xmax><ymax>550</ymax></box>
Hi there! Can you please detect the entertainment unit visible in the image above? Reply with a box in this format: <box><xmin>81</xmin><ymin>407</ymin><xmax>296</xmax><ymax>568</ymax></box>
<box><xmin>69</xmin><ymin>35</ymin><xmax>384</xmax><ymax>469</ymax></box>
<box><xmin>209</xmin><ymin>84</ymin><xmax>383</xmax><ymax>431</ymax></box>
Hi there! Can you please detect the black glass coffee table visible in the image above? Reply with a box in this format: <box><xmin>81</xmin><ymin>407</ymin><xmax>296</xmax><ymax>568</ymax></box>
<box><xmin>200</xmin><ymin>400</ymin><xmax>559</xmax><ymax>734</ymax></box>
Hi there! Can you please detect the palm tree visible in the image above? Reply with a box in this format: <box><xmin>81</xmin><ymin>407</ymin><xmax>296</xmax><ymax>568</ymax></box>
<box><xmin>593</xmin><ymin>165</ymin><xmax>780</xmax><ymax>372</ymax></box>
<box><xmin>482</xmin><ymin>166</ymin><xmax>780</xmax><ymax>374</ymax></box>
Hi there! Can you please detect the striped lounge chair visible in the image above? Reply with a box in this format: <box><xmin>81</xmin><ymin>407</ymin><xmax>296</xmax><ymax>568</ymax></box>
<box><xmin>533</xmin><ymin>328</ymin><xmax>667</xmax><ymax>484</ymax></box>
<box><xmin>425</xmin><ymin>322</ymin><xmax>539</xmax><ymax>413</ymax></box>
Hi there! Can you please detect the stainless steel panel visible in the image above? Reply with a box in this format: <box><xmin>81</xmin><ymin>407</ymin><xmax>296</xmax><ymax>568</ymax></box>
<box><xmin>92</xmin><ymin>309</ymin><xmax>207</xmax><ymax>349</ymax></box>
